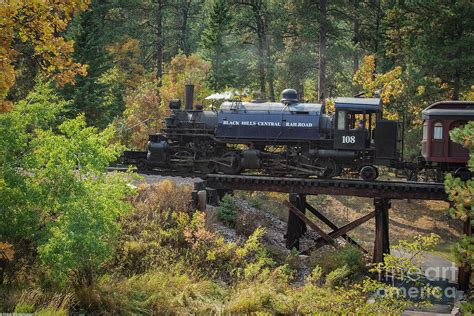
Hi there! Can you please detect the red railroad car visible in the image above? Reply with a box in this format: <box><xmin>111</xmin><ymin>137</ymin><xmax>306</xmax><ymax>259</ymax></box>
<box><xmin>421</xmin><ymin>101</ymin><xmax>474</xmax><ymax>175</ymax></box>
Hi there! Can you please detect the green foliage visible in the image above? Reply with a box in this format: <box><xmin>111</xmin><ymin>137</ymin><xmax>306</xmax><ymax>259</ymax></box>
<box><xmin>200</xmin><ymin>0</ymin><xmax>237</xmax><ymax>90</ymax></box>
<box><xmin>0</xmin><ymin>80</ymin><xmax>135</xmax><ymax>287</ymax></box>
<box><xmin>445</xmin><ymin>122</ymin><xmax>474</xmax><ymax>283</ymax></box>
<box><xmin>371</xmin><ymin>233</ymin><xmax>440</xmax><ymax>280</ymax></box>
<box><xmin>325</xmin><ymin>265</ymin><xmax>351</xmax><ymax>288</ymax></box>
<box><xmin>404</xmin><ymin>126</ymin><xmax>423</xmax><ymax>162</ymax></box>
<box><xmin>2</xmin><ymin>175</ymin><xmax>435</xmax><ymax>314</ymax></box>
<box><xmin>14</xmin><ymin>303</ymin><xmax>35</xmax><ymax>313</ymax></box>
<box><xmin>310</xmin><ymin>244</ymin><xmax>366</xmax><ymax>277</ymax></box>
<box><xmin>461</xmin><ymin>299</ymin><xmax>474</xmax><ymax>314</ymax></box>
<box><xmin>218</xmin><ymin>194</ymin><xmax>238</xmax><ymax>227</ymax></box>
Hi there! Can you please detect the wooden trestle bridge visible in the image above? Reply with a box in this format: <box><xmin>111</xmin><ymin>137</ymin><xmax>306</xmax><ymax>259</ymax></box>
<box><xmin>189</xmin><ymin>173</ymin><xmax>471</xmax><ymax>291</ymax></box>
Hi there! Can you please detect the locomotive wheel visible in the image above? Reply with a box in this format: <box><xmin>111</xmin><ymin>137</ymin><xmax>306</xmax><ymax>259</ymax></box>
<box><xmin>136</xmin><ymin>159</ymin><xmax>149</xmax><ymax>171</ymax></box>
<box><xmin>218</xmin><ymin>152</ymin><xmax>241</xmax><ymax>175</ymax></box>
<box><xmin>454</xmin><ymin>167</ymin><xmax>471</xmax><ymax>181</ymax></box>
<box><xmin>359</xmin><ymin>165</ymin><xmax>379</xmax><ymax>181</ymax></box>
<box><xmin>315</xmin><ymin>158</ymin><xmax>338</xmax><ymax>179</ymax></box>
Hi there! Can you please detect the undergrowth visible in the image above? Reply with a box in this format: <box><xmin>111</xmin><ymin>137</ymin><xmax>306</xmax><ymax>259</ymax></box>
<box><xmin>0</xmin><ymin>180</ymin><xmax>435</xmax><ymax>314</ymax></box>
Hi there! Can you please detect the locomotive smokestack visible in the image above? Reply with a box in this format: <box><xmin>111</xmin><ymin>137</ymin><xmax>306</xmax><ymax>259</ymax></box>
<box><xmin>185</xmin><ymin>84</ymin><xmax>194</xmax><ymax>110</ymax></box>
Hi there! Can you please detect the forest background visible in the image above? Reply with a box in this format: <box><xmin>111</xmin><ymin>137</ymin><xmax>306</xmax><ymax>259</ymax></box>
<box><xmin>2</xmin><ymin>0</ymin><xmax>473</xmax><ymax>153</ymax></box>
<box><xmin>0</xmin><ymin>0</ymin><xmax>473</xmax><ymax>313</ymax></box>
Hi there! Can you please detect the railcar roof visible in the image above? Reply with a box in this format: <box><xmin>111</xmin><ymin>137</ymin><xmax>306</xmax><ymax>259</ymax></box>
<box><xmin>422</xmin><ymin>101</ymin><xmax>474</xmax><ymax>118</ymax></box>
<box><xmin>334</xmin><ymin>97</ymin><xmax>381</xmax><ymax>111</ymax></box>
<box><xmin>220</xmin><ymin>101</ymin><xmax>324</xmax><ymax>113</ymax></box>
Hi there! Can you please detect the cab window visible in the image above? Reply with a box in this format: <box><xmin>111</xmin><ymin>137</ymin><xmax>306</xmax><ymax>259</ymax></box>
<box><xmin>337</xmin><ymin>111</ymin><xmax>346</xmax><ymax>130</ymax></box>
<box><xmin>422</xmin><ymin>121</ymin><xmax>428</xmax><ymax>140</ymax></box>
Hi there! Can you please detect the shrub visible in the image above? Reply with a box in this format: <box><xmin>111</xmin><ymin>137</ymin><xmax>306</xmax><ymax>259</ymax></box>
<box><xmin>115</xmin><ymin>181</ymin><xmax>273</xmax><ymax>282</ymax></box>
<box><xmin>325</xmin><ymin>265</ymin><xmax>351</xmax><ymax>288</ymax></box>
<box><xmin>131</xmin><ymin>180</ymin><xmax>193</xmax><ymax>213</ymax></box>
<box><xmin>445</xmin><ymin>121</ymin><xmax>474</xmax><ymax>283</ymax></box>
<box><xmin>0</xmin><ymin>84</ymin><xmax>137</xmax><ymax>288</ymax></box>
<box><xmin>310</xmin><ymin>244</ymin><xmax>366</xmax><ymax>277</ymax></box>
<box><xmin>218</xmin><ymin>194</ymin><xmax>238</xmax><ymax>227</ymax></box>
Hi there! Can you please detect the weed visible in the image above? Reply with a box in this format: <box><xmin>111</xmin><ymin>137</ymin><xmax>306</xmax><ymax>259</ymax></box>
<box><xmin>218</xmin><ymin>194</ymin><xmax>237</xmax><ymax>227</ymax></box>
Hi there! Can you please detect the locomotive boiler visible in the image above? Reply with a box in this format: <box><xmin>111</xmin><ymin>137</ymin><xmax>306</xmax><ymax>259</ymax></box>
<box><xmin>139</xmin><ymin>85</ymin><xmax>403</xmax><ymax>181</ymax></box>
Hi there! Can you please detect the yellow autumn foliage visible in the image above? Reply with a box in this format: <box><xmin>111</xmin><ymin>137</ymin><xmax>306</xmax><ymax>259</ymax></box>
<box><xmin>160</xmin><ymin>53</ymin><xmax>211</xmax><ymax>109</ymax></box>
<box><xmin>121</xmin><ymin>53</ymin><xmax>211</xmax><ymax>149</ymax></box>
<box><xmin>0</xmin><ymin>0</ymin><xmax>90</xmax><ymax>111</ymax></box>
<box><xmin>353</xmin><ymin>55</ymin><xmax>404</xmax><ymax>120</ymax></box>
<box><xmin>0</xmin><ymin>242</ymin><xmax>14</xmax><ymax>262</ymax></box>
<box><xmin>106</xmin><ymin>37</ymin><xmax>146</xmax><ymax>91</ymax></box>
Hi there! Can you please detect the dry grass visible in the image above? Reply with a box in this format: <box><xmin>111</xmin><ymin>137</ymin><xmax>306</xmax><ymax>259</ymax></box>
<box><xmin>10</xmin><ymin>289</ymin><xmax>75</xmax><ymax>314</ymax></box>
<box><xmin>131</xmin><ymin>179</ymin><xmax>193</xmax><ymax>213</ymax></box>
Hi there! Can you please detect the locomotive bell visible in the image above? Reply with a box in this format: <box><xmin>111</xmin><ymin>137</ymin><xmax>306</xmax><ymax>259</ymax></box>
<box><xmin>280</xmin><ymin>89</ymin><xmax>299</xmax><ymax>104</ymax></box>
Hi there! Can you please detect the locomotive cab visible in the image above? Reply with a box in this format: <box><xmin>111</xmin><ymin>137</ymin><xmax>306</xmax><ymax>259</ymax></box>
<box><xmin>333</xmin><ymin>97</ymin><xmax>381</xmax><ymax>150</ymax></box>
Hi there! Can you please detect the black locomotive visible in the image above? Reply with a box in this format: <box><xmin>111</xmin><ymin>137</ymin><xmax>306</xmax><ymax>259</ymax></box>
<box><xmin>122</xmin><ymin>85</ymin><xmax>473</xmax><ymax>181</ymax></box>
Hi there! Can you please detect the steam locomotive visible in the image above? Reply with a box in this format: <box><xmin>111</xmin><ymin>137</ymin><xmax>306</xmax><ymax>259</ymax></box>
<box><xmin>123</xmin><ymin>85</ymin><xmax>473</xmax><ymax>181</ymax></box>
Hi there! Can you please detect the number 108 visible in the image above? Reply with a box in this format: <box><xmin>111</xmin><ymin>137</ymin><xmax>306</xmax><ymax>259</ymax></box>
<box><xmin>342</xmin><ymin>136</ymin><xmax>356</xmax><ymax>144</ymax></box>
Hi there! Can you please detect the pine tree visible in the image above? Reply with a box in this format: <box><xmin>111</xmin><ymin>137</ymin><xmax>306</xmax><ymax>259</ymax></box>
<box><xmin>64</xmin><ymin>0</ymin><xmax>124</xmax><ymax>128</ymax></box>
<box><xmin>201</xmin><ymin>0</ymin><xmax>236</xmax><ymax>90</ymax></box>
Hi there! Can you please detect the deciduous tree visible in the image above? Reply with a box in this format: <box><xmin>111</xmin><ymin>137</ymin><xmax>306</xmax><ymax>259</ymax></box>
<box><xmin>0</xmin><ymin>1</ymin><xmax>90</xmax><ymax>111</ymax></box>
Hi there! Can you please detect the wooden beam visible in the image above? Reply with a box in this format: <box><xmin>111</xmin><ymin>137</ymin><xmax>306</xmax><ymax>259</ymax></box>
<box><xmin>284</xmin><ymin>200</ymin><xmax>334</xmax><ymax>244</ymax></box>
<box><xmin>285</xmin><ymin>194</ymin><xmax>307</xmax><ymax>250</ymax></box>
<box><xmin>312</xmin><ymin>211</ymin><xmax>376</xmax><ymax>244</ymax></box>
<box><xmin>329</xmin><ymin>211</ymin><xmax>376</xmax><ymax>239</ymax></box>
<box><xmin>305</xmin><ymin>201</ymin><xmax>368</xmax><ymax>253</ymax></box>
<box><xmin>373</xmin><ymin>198</ymin><xmax>390</xmax><ymax>263</ymax></box>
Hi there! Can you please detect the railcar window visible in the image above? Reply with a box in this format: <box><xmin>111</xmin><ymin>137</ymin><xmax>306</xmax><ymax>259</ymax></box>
<box><xmin>433</xmin><ymin>122</ymin><xmax>443</xmax><ymax>140</ymax></box>
<box><xmin>422</xmin><ymin>121</ymin><xmax>428</xmax><ymax>140</ymax></box>
<box><xmin>337</xmin><ymin>111</ymin><xmax>346</xmax><ymax>130</ymax></box>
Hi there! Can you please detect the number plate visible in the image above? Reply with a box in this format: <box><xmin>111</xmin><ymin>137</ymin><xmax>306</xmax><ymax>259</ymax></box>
<box><xmin>334</xmin><ymin>130</ymin><xmax>366</xmax><ymax>149</ymax></box>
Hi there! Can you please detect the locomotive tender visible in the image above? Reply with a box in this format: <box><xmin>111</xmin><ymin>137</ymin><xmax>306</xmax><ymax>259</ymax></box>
<box><xmin>128</xmin><ymin>85</ymin><xmax>472</xmax><ymax>181</ymax></box>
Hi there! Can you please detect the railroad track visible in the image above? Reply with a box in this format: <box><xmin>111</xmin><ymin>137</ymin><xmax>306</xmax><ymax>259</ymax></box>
<box><xmin>107</xmin><ymin>165</ymin><xmax>448</xmax><ymax>201</ymax></box>
<box><xmin>203</xmin><ymin>174</ymin><xmax>448</xmax><ymax>201</ymax></box>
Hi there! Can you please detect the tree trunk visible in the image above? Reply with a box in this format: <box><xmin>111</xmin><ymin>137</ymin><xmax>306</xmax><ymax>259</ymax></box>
<box><xmin>318</xmin><ymin>0</ymin><xmax>327</xmax><ymax>104</ymax></box>
<box><xmin>180</xmin><ymin>0</ymin><xmax>192</xmax><ymax>55</ymax></box>
<box><xmin>352</xmin><ymin>0</ymin><xmax>360</xmax><ymax>77</ymax></box>
<box><xmin>156</xmin><ymin>0</ymin><xmax>164</xmax><ymax>86</ymax></box>
<box><xmin>256</xmin><ymin>22</ymin><xmax>266</xmax><ymax>98</ymax></box>
<box><xmin>257</xmin><ymin>47</ymin><xmax>266</xmax><ymax>98</ymax></box>
<box><xmin>267</xmin><ymin>66</ymin><xmax>275</xmax><ymax>101</ymax></box>
<box><xmin>453</xmin><ymin>71</ymin><xmax>460</xmax><ymax>100</ymax></box>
